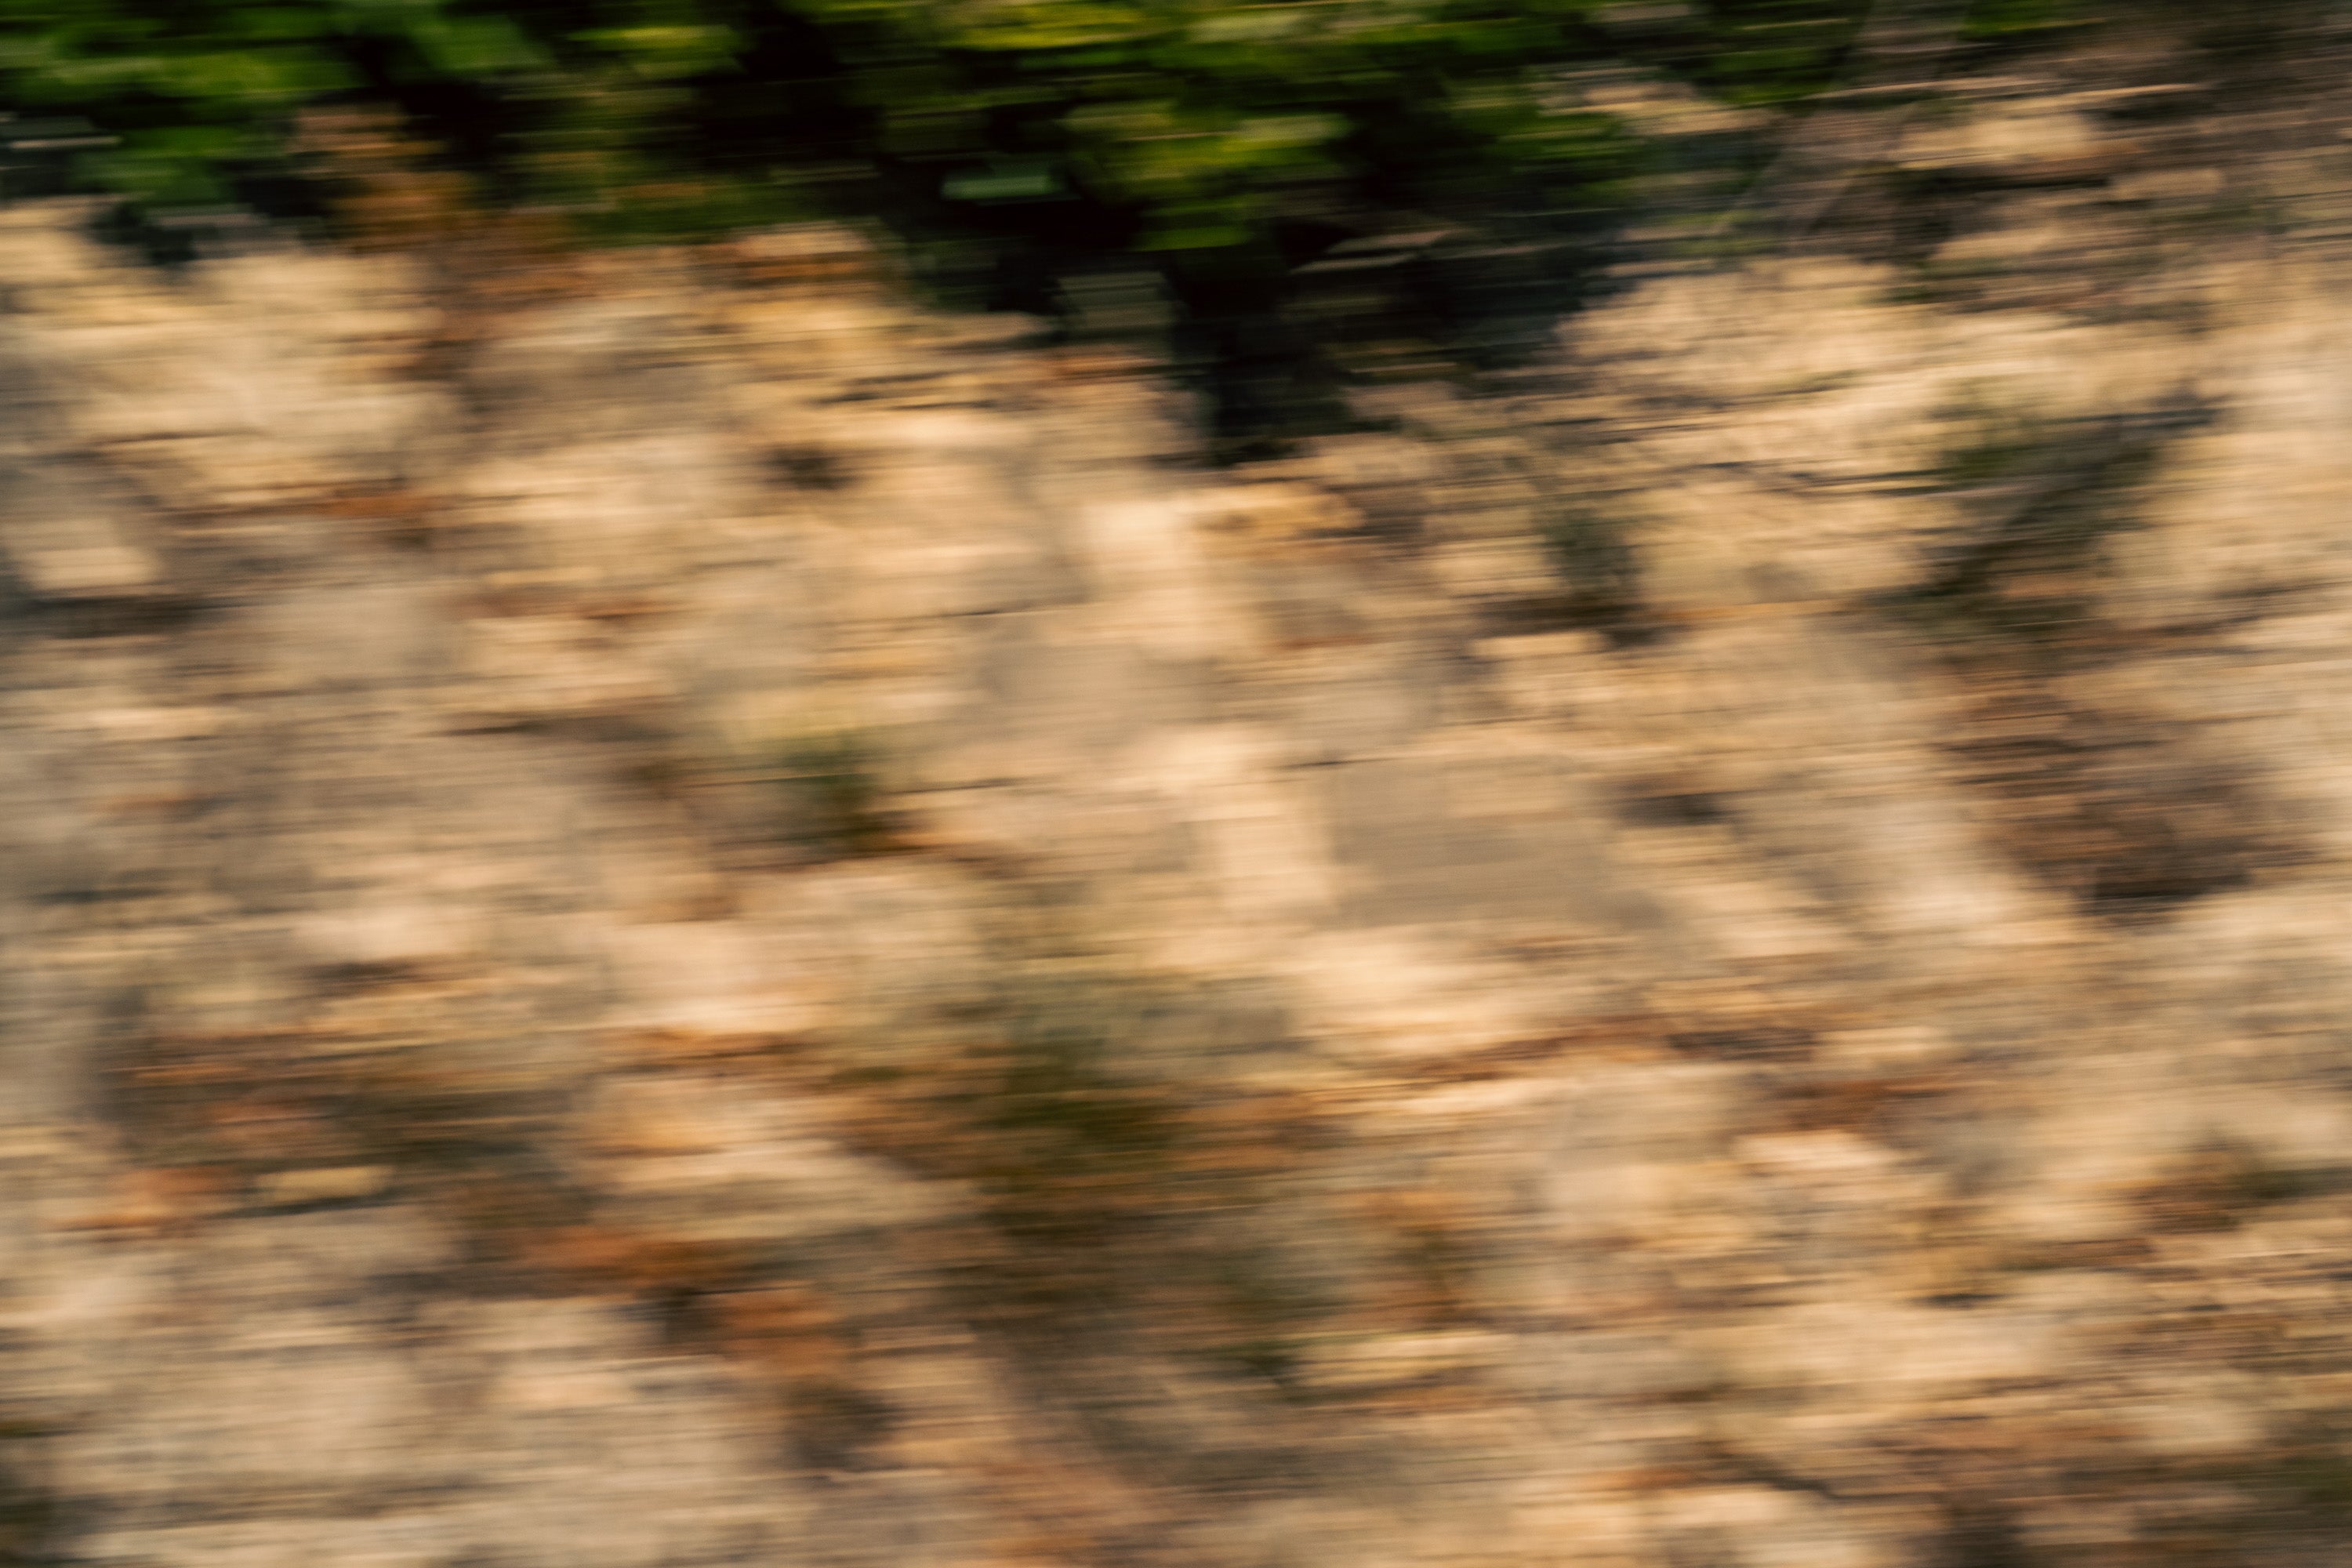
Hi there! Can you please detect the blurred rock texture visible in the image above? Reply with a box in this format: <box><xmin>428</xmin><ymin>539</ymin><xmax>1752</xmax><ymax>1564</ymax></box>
<box><xmin>14</xmin><ymin>32</ymin><xmax>2352</xmax><ymax>1568</ymax></box>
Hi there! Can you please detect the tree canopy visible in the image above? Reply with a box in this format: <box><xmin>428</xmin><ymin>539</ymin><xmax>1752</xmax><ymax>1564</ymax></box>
<box><xmin>0</xmin><ymin>0</ymin><xmax>2083</xmax><ymax>444</ymax></box>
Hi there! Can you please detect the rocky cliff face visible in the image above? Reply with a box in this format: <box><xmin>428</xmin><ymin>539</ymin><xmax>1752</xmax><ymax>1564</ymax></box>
<box><xmin>8</xmin><ymin>47</ymin><xmax>2352</xmax><ymax>1568</ymax></box>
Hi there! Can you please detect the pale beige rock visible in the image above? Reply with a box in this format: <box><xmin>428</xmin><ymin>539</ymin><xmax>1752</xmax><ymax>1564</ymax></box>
<box><xmin>3</xmin><ymin>60</ymin><xmax>2352</xmax><ymax>1568</ymax></box>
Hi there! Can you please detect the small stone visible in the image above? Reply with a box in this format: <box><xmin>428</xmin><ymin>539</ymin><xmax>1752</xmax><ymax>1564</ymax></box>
<box><xmin>292</xmin><ymin>904</ymin><xmax>478</xmax><ymax>971</ymax></box>
<box><xmin>2107</xmin><ymin>166</ymin><xmax>2227</xmax><ymax>203</ymax></box>
<box><xmin>1294</xmin><ymin>1330</ymin><xmax>1509</xmax><ymax>1391</ymax></box>
<box><xmin>17</xmin><ymin>542</ymin><xmax>159</xmax><ymax>597</ymax></box>
<box><xmin>256</xmin><ymin>1165</ymin><xmax>392</xmax><ymax>1207</ymax></box>
<box><xmin>59</xmin><ymin>1166</ymin><xmax>233</xmax><ymax>1232</ymax></box>
<box><xmin>727</xmin><ymin>223</ymin><xmax>884</xmax><ymax>286</ymax></box>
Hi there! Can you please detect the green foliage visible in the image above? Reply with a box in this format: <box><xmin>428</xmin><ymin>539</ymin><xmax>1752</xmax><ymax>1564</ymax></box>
<box><xmin>1957</xmin><ymin>0</ymin><xmax>2079</xmax><ymax>40</ymax></box>
<box><xmin>954</xmin><ymin>979</ymin><xmax>1185</xmax><ymax>1249</ymax></box>
<box><xmin>0</xmin><ymin>1452</ymin><xmax>64</xmax><ymax>1568</ymax></box>
<box><xmin>826</xmin><ymin>964</ymin><xmax>1337</xmax><ymax>1367</ymax></box>
<box><xmin>1932</xmin><ymin>390</ymin><xmax>2072</xmax><ymax>490</ymax></box>
<box><xmin>2267</xmin><ymin>1428</ymin><xmax>2352</xmax><ymax>1520</ymax></box>
<box><xmin>0</xmin><ymin>0</ymin><xmax>2091</xmax><ymax>430</ymax></box>
<box><xmin>1537</xmin><ymin>501</ymin><xmax>1639</xmax><ymax>602</ymax></box>
<box><xmin>1691</xmin><ymin>0</ymin><xmax>1874</xmax><ymax>105</ymax></box>
<box><xmin>1510</xmin><ymin>499</ymin><xmax>1656</xmax><ymax>645</ymax></box>
<box><xmin>0</xmin><ymin>0</ymin><xmax>2085</xmax><ymax>243</ymax></box>
<box><xmin>764</xmin><ymin>732</ymin><xmax>903</xmax><ymax>861</ymax></box>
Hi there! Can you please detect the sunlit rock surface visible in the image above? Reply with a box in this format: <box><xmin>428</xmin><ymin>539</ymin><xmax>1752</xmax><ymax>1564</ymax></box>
<box><xmin>9</xmin><ymin>59</ymin><xmax>2352</xmax><ymax>1568</ymax></box>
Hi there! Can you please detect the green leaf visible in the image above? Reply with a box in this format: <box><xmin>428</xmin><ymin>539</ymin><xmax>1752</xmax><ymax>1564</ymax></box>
<box><xmin>1138</xmin><ymin>196</ymin><xmax>1254</xmax><ymax>249</ymax></box>
<box><xmin>83</xmin><ymin>129</ymin><xmax>244</xmax><ymax>203</ymax></box>
<box><xmin>152</xmin><ymin>46</ymin><xmax>355</xmax><ymax>101</ymax></box>
<box><xmin>407</xmin><ymin>13</ymin><xmax>549</xmax><ymax>74</ymax></box>
<box><xmin>944</xmin><ymin>157</ymin><xmax>1069</xmax><ymax>201</ymax></box>
<box><xmin>226</xmin><ymin>6</ymin><xmax>340</xmax><ymax>42</ymax></box>
<box><xmin>573</xmin><ymin>24</ymin><xmax>743</xmax><ymax>78</ymax></box>
<box><xmin>947</xmin><ymin>0</ymin><xmax>1160</xmax><ymax>51</ymax></box>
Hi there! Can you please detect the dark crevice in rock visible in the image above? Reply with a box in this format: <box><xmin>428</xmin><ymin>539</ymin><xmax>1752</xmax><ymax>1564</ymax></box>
<box><xmin>1944</xmin><ymin>684</ymin><xmax>2296</xmax><ymax>920</ymax></box>
<box><xmin>0</xmin><ymin>1450</ymin><xmax>67</xmax><ymax>1568</ymax></box>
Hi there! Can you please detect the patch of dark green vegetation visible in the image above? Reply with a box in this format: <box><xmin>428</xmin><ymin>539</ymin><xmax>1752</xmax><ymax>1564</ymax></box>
<box><xmin>765</xmin><ymin>734</ymin><xmax>907</xmax><ymax>862</ymax></box>
<box><xmin>0</xmin><ymin>1430</ymin><xmax>67</xmax><ymax>1568</ymax></box>
<box><xmin>1885</xmin><ymin>396</ymin><xmax>2211</xmax><ymax>645</ymax></box>
<box><xmin>1539</xmin><ymin>503</ymin><xmax>1643</xmax><ymax>614</ymax></box>
<box><xmin>1933</xmin><ymin>1499</ymin><xmax>2041</xmax><ymax>1568</ymax></box>
<box><xmin>1488</xmin><ymin>500</ymin><xmax>1663</xmax><ymax>648</ymax></box>
<box><xmin>826</xmin><ymin>964</ymin><xmax>1351</xmax><ymax>1417</ymax></box>
<box><xmin>1933</xmin><ymin>397</ymin><xmax>2082</xmax><ymax>491</ymax></box>
<box><xmin>1882</xmin><ymin>394</ymin><xmax>2306</xmax><ymax>922</ymax></box>
<box><xmin>0</xmin><ymin>0</ymin><xmax>2097</xmax><ymax>448</ymax></box>
<box><xmin>2139</xmin><ymin>1139</ymin><xmax>2350</xmax><ymax>1233</ymax></box>
<box><xmin>2256</xmin><ymin>1424</ymin><xmax>2352</xmax><ymax>1523</ymax></box>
